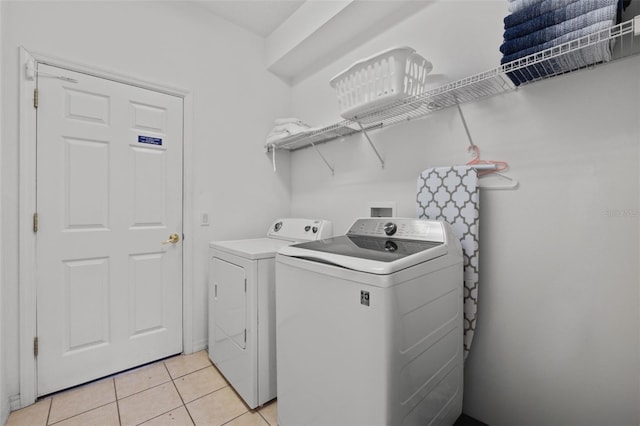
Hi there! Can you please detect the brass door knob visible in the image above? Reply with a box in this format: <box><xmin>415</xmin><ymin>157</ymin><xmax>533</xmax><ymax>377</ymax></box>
<box><xmin>162</xmin><ymin>233</ymin><xmax>180</xmax><ymax>244</ymax></box>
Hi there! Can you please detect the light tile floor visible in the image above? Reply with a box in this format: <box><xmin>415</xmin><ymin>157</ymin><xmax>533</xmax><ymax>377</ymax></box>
<box><xmin>5</xmin><ymin>351</ymin><xmax>277</xmax><ymax>426</ymax></box>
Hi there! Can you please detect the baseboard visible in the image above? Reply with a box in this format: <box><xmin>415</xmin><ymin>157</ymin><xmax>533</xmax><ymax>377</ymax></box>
<box><xmin>191</xmin><ymin>338</ymin><xmax>208</xmax><ymax>354</ymax></box>
<box><xmin>9</xmin><ymin>394</ymin><xmax>21</xmax><ymax>411</ymax></box>
<box><xmin>0</xmin><ymin>394</ymin><xmax>13</xmax><ymax>425</ymax></box>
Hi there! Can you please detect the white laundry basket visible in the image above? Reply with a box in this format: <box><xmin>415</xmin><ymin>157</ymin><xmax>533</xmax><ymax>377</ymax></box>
<box><xmin>329</xmin><ymin>47</ymin><xmax>433</xmax><ymax>120</ymax></box>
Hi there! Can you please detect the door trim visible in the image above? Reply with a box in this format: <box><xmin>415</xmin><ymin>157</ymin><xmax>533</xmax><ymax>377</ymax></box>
<box><xmin>18</xmin><ymin>46</ymin><xmax>195</xmax><ymax>407</ymax></box>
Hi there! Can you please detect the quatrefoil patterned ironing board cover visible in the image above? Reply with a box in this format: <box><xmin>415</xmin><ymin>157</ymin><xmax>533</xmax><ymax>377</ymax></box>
<box><xmin>417</xmin><ymin>166</ymin><xmax>479</xmax><ymax>358</ymax></box>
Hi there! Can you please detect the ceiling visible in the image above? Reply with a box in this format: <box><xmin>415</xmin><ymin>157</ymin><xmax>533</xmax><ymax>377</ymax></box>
<box><xmin>192</xmin><ymin>0</ymin><xmax>432</xmax><ymax>82</ymax></box>
<box><xmin>195</xmin><ymin>0</ymin><xmax>306</xmax><ymax>38</ymax></box>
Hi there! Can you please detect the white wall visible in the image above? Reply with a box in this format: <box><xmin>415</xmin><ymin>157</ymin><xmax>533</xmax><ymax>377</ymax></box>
<box><xmin>289</xmin><ymin>2</ymin><xmax>640</xmax><ymax>425</ymax></box>
<box><xmin>1</xmin><ymin>0</ymin><xmax>291</xmax><ymax>404</ymax></box>
<box><xmin>0</xmin><ymin>0</ymin><xmax>7</xmax><ymax>423</ymax></box>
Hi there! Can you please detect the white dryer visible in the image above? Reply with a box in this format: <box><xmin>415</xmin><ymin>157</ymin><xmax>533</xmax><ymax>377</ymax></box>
<box><xmin>209</xmin><ymin>218</ymin><xmax>332</xmax><ymax>409</ymax></box>
<box><xmin>276</xmin><ymin>218</ymin><xmax>464</xmax><ymax>425</ymax></box>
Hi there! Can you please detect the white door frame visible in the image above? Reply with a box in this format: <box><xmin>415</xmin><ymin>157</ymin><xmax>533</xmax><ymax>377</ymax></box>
<box><xmin>18</xmin><ymin>46</ymin><xmax>195</xmax><ymax>407</ymax></box>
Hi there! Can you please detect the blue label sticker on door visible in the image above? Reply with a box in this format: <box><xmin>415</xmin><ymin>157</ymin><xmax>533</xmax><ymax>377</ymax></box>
<box><xmin>138</xmin><ymin>135</ymin><xmax>163</xmax><ymax>146</ymax></box>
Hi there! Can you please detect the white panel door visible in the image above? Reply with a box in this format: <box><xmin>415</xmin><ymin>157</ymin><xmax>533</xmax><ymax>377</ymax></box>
<box><xmin>35</xmin><ymin>64</ymin><xmax>183</xmax><ymax>396</ymax></box>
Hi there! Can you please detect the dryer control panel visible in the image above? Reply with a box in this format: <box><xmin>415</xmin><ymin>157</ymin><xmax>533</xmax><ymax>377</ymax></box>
<box><xmin>268</xmin><ymin>218</ymin><xmax>332</xmax><ymax>242</ymax></box>
<box><xmin>347</xmin><ymin>218</ymin><xmax>446</xmax><ymax>243</ymax></box>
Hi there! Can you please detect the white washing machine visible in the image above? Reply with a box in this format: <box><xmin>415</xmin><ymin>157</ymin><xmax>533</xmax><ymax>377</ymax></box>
<box><xmin>276</xmin><ymin>218</ymin><xmax>464</xmax><ymax>425</ymax></box>
<box><xmin>208</xmin><ymin>218</ymin><xmax>332</xmax><ymax>409</ymax></box>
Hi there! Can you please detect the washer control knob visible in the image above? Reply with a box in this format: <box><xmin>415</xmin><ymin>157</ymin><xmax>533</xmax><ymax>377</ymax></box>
<box><xmin>312</xmin><ymin>226</ymin><xmax>318</xmax><ymax>233</ymax></box>
<box><xmin>304</xmin><ymin>225</ymin><xmax>311</xmax><ymax>232</ymax></box>
<box><xmin>383</xmin><ymin>222</ymin><xmax>397</xmax><ymax>236</ymax></box>
<box><xmin>384</xmin><ymin>241</ymin><xmax>398</xmax><ymax>252</ymax></box>
<box><xmin>274</xmin><ymin>221</ymin><xmax>283</xmax><ymax>232</ymax></box>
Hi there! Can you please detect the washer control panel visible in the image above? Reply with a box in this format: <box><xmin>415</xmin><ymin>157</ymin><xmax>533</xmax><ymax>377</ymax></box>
<box><xmin>347</xmin><ymin>218</ymin><xmax>445</xmax><ymax>242</ymax></box>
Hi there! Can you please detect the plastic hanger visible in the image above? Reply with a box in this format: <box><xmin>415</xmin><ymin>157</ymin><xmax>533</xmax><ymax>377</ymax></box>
<box><xmin>466</xmin><ymin>145</ymin><xmax>508</xmax><ymax>176</ymax></box>
<box><xmin>455</xmin><ymin>102</ymin><xmax>519</xmax><ymax>190</ymax></box>
<box><xmin>465</xmin><ymin>145</ymin><xmax>519</xmax><ymax>189</ymax></box>
<box><xmin>477</xmin><ymin>172</ymin><xmax>519</xmax><ymax>190</ymax></box>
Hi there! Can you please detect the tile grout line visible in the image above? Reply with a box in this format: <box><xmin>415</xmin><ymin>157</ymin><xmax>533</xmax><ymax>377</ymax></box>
<box><xmin>47</xmin><ymin>402</ymin><xmax>116</xmax><ymax>425</ymax></box>
<box><xmin>127</xmin><ymin>382</ymin><xmax>184</xmax><ymax>426</ymax></box>
<box><xmin>116</xmin><ymin>355</ymin><xmax>210</xmax><ymax>401</ymax></box>
<box><xmin>165</xmin><ymin>360</ymin><xmax>197</xmax><ymax>426</ymax></box>
<box><xmin>46</xmin><ymin>380</ymin><xmax>117</xmax><ymax>426</ymax></box>
<box><xmin>45</xmin><ymin>398</ymin><xmax>53</xmax><ymax>426</ymax></box>
<box><xmin>121</xmin><ymin>360</ymin><xmax>198</xmax><ymax>426</ymax></box>
<box><xmin>116</xmin><ymin>368</ymin><xmax>177</xmax><ymax>426</ymax></box>
<box><xmin>220</xmin><ymin>411</ymin><xmax>249</xmax><ymax>426</ymax></box>
<box><xmin>185</xmin><ymin>384</ymin><xmax>229</xmax><ymax>404</ymax></box>
<box><xmin>217</xmin><ymin>384</ymin><xmax>252</xmax><ymax>426</ymax></box>
<box><xmin>167</xmin><ymin>363</ymin><xmax>214</xmax><ymax>381</ymax></box>
<box><xmin>113</xmin><ymin>377</ymin><xmax>122</xmax><ymax>426</ymax></box>
<box><xmin>30</xmin><ymin>354</ymin><xmax>216</xmax><ymax>426</ymax></box>
<box><xmin>117</xmin><ymin>380</ymin><xmax>172</xmax><ymax>403</ymax></box>
<box><xmin>165</xmin><ymin>357</ymin><xmax>227</xmax><ymax>419</ymax></box>
<box><xmin>257</xmin><ymin>409</ymin><xmax>271</xmax><ymax>426</ymax></box>
<box><xmin>184</xmin><ymin>357</ymin><xmax>267</xmax><ymax>426</ymax></box>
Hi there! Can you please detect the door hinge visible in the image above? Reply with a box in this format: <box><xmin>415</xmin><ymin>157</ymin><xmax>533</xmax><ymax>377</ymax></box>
<box><xmin>244</xmin><ymin>329</ymin><xmax>247</xmax><ymax>343</ymax></box>
<box><xmin>33</xmin><ymin>88</ymin><xmax>39</xmax><ymax>109</ymax></box>
<box><xmin>33</xmin><ymin>336</ymin><xmax>39</xmax><ymax>357</ymax></box>
<box><xmin>33</xmin><ymin>212</ymin><xmax>39</xmax><ymax>233</ymax></box>
<box><xmin>244</xmin><ymin>279</ymin><xmax>247</xmax><ymax>292</ymax></box>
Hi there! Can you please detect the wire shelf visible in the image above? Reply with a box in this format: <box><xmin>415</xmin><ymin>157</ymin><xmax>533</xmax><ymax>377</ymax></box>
<box><xmin>268</xmin><ymin>16</ymin><xmax>639</xmax><ymax>152</ymax></box>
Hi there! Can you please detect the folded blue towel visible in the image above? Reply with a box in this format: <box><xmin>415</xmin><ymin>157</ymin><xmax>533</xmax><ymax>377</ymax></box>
<box><xmin>500</xmin><ymin>4</ymin><xmax>618</xmax><ymax>55</ymax></box>
<box><xmin>508</xmin><ymin>0</ymin><xmax>629</xmax><ymax>26</ymax></box>
<box><xmin>508</xmin><ymin>0</ymin><xmax>545</xmax><ymax>14</ymax></box>
<box><xmin>505</xmin><ymin>0</ymin><xmax>580</xmax><ymax>28</ymax></box>
<box><xmin>502</xmin><ymin>20</ymin><xmax>615</xmax><ymax>85</ymax></box>
<box><xmin>504</xmin><ymin>0</ymin><xmax>615</xmax><ymax>39</ymax></box>
<box><xmin>502</xmin><ymin>20</ymin><xmax>614</xmax><ymax>64</ymax></box>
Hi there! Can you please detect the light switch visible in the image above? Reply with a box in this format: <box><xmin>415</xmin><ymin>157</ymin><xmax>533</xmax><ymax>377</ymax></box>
<box><xmin>200</xmin><ymin>212</ymin><xmax>209</xmax><ymax>226</ymax></box>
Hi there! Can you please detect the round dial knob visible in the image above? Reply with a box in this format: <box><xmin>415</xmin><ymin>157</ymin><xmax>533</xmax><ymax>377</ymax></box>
<box><xmin>383</xmin><ymin>222</ymin><xmax>397</xmax><ymax>236</ymax></box>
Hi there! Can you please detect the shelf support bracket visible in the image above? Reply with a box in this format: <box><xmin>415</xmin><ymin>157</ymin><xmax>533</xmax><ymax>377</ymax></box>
<box><xmin>310</xmin><ymin>142</ymin><xmax>334</xmax><ymax>175</ymax></box>
<box><xmin>356</xmin><ymin>121</ymin><xmax>385</xmax><ymax>169</ymax></box>
<box><xmin>455</xmin><ymin>101</ymin><xmax>477</xmax><ymax>154</ymax></box>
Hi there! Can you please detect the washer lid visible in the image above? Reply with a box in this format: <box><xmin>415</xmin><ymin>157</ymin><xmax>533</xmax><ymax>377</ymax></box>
<box><xmin>210</xmin><ymin>238</ymin><xmax>294</xmax><ymax>260</ymax></box>
<box><xmin>277</xmin><ymin>235</ymin><xmax>448</xmax><ymax>274</ymax></box>
<box><xmin>291</xmin><ymin>235</ymin><xmax>442</xmax><ymax>261</ymax></box>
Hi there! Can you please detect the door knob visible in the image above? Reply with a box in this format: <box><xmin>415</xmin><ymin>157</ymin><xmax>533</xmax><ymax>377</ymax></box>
<box><xmin>162</xmin><ymin>233</ymin><xmax>180</xmax><ymax>244</ymax></box>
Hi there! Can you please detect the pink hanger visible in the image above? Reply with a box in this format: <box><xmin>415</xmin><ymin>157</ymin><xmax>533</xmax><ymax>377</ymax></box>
<box><xmin>465</xmin><ymin>145</ymin><xmax>508</xmax><ymax>176</ymax></box>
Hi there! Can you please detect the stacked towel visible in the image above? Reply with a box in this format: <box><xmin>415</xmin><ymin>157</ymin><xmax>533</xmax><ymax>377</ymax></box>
<box><xmin>506</xmin><ymin>0</ymin><xmax>609</xmax><ymax>28</ymax></box>
<box><xmin>501</xmin><ymin>4</ymin><xmax>618</xmax><ymax>55</ymax></box>
<box><xmin>501</xmin><ymin>0</ymin><xmax>626</xmax><ymax>86</ymax></box>
<box><xmin>265</xmin><ymin>118</ymin><xmax>312</xmax><ymax>146</ymax></box>
<box><xmin>504</xmin><ymin>0</ymin><xmax>616</xmax><ymax>41</ymax></box>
